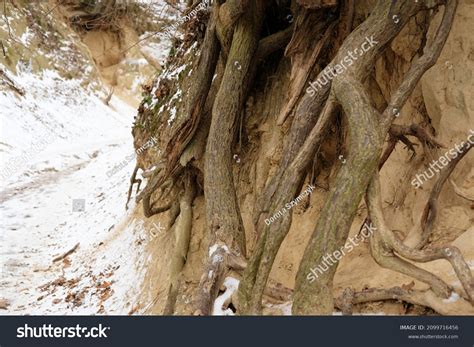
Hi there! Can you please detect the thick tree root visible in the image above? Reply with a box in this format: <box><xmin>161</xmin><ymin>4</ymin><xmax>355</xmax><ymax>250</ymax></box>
<box><xmin>293</xmin><ymin>0</ymin><xmax>458</xmax><ymax>314</ymax></box>
<box><xmin>239</xmin><ymin>97</ymin><xmax>338</xmax><ymax>314</ymax></box>
<box><xmin>196</xmin><ymin>0</ymin><xmax>265</xmax><ymax>315</ymax></box>
<box><xmin>163</xmin><ymin>172</ymin><xmax>196</xmax><ymax>315</ymax></box>
<box><xmin>335</xmin><ymin>287</ymin><xmax>474</xmax><ymax>315</ymax></box>
<box><xmin>137</xmin><ymin>5</ymin><xmax>219</xmax><ymax>218</ymax></box>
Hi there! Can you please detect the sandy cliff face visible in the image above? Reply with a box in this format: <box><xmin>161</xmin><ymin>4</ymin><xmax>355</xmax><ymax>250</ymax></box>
<box><xmin>135</xmin><ymin>0</ymin><xmax>473</xmax><ymax>315</ymax></box>
<box><xmin>5</xmin><ymin>0</ymin><xmax>469</xmax><ymax>315</ymax></box>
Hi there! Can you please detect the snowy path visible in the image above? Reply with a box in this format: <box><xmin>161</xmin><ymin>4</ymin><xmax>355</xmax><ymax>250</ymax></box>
<box><xmin>0</xmin><ymin>68</ymin><xmax>149</xmax><ymax>315</ymax></box>
<box><xmin>0</xmin><ymin>131</ymin><xmax>147</xmax><ymax>315</ymax></box>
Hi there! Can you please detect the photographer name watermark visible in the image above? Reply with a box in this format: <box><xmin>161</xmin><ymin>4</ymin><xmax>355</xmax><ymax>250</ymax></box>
<box><xmin>106</xmin><ymin>136</ymin><xmax>158</xmax><ymax>178</ymax></box>
<box><xmin>161</xmin><ymin>0</ymin><xmax>211</xmax><ymax>38</ymax></box>
<box><xmin>265</xmin><ymin>184</ymin><xmax>315</xmax><ymax>226</ymax></box>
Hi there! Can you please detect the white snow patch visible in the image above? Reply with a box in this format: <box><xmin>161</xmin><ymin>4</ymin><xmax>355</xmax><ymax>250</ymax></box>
<box><xmin>267</xmin><ymin>302</ymin><xmax>293</xmax><ymax>316</ymax></box>
<box><xmin>208</xmin><ymin>244</ymin><xmax>229</xmax><ymax>257</ymax></box>
<box><xmin>212</xmin><ymin>277</ymin><xmax>239</xmax><ymax>316</ymax></box>
<box><xmin>165</xmin><ymin>64</ymin><xmax>187</xmax><ymax>80</ymax></box>
<box><xmin>168</xmin><ymin>107</ymin><xmax>177</xmax><ymax>125</ymax></box>
<box><xmin>0</xmin><ymin>62</ymin><xmax>147</xmax><ymax>315</ymax></box>
<box><xmin>140</xmin><ymin>41</ymin><xmax>170</xmax><ymax>66</ymax></box>
<box><xmin>443</xmin><ymin>292</ymin><xmax>460</xmax><ymax>303</ymax></box>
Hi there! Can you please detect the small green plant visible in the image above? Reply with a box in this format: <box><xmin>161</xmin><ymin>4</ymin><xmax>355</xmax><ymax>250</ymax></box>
<box><xmin>142</xmin><ymin>95</ymin><xmax>152</xmax><ymax>105</ymax></box>
<box><xmin>169</xmin><ymin>46</ymin><xmax>176</xmax><ymax>58</ymax></box>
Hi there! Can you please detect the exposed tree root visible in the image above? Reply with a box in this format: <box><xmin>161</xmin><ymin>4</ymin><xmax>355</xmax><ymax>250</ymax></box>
<box><xmin>239</xmin><ymin>97</ymin><xmax>338</xmax><ymax>314</ymax></box>
<box><xmin>293</xmin><ymin>0</ymin><xmax>457</xmax><ymax>315</ymax></box>
<box><xmin>180</xmin><ymin>58</ymin><xmax>226</xmax><ymax>168</ymax></box>
<box><xmin>167</xmin><ymin>200</ymin><xmax>181</xmax><ymax>230</ymax></box>
<box><xmin>126</xmin><ymin>165</ymin><xmax>142</xmax><ymax>210</ymax></box>
<box><xmin>194</xmin><ymin>245</ymin><xmax>229</xmax><ymax>315</ymax></box>
<box><xmin>164</xmin><ymin>5</ymin><xmax>220</xmax><ymax>179</ymax></box>
<box><xmin>252</xmin><ymin>0</ymin><xmax>355</xmax><ymax>238</ymax></box>
<box><xmin>215</xmin><ymin>0</ymin><xmax>249</xmax><ymax>59</ymax></box>
<box><xmin>132</xmin><ymin>0</ymin><xmax>466</xmax><ymax>317</ymax></box>
<box><xmin>195</xmin><ymin>0</ymin><xmax>265</xmax><ymax>315</ymax></box>
<box><xmin>142</xmin><ymin>175</ymin><xmax>177</xmax><ymax>218</ymax></box>
<box><xmin>244</xmin><ymin>11</ymin><xmax>356</xmax><ymax>289</ymax></box>
<box><xmin>241</xmin><ymin>0</ymin><xmax>445</xmax><ymax>316</ymax></box>
<box><xmin>368</xmin><ymin>171</ymin><xmax>474</xmax><ymax>303</ymax></box>
<box><xmin>276</xmin><ymin>11</ymin><xmax>336</xmax><ymax>125</ymax></box>
<box><xmin>163</xmin><ymin>172</ymin><xmax>196</xmax><ymax>315</ymax></box>
<box><xmin>416</xmin><ymin>142</ymin><xmax>472</xmax><ymax>249</ymax></box>
<box><xmin>137</xmin><ymin>5</ymin><xmax>220</xmax><ymax>217</ymax></box>
<box><xmin>336</xmin><ymin>286</ymin><xmax>474</xmax><ymax>315</ymax></box>
<box><xmin>255</xmin><ymin>25</ymin><xmax>294</xmax><ymax>62</ymax></box>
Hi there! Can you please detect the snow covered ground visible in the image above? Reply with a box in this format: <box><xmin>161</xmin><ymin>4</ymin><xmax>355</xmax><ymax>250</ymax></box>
<box><xmin>0</xmin><ymin>64</ymin><xmax>150</xmax><ymax>314</ymax></box>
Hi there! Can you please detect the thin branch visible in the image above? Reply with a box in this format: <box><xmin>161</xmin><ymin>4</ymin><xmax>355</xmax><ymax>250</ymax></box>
<box><xmin>52</xmin><ymin>243</ymin><xmax>80</xmax><ymax>263</ymax></box>
<box><xmin>417</xmin><ymin>142</ymin><xmax>472</xmax><ymax>249</ymax></box>
<box><xmin>381</xmin><ymin>0</ymin><xmax>458</xmax><ymax>132</ymax></box>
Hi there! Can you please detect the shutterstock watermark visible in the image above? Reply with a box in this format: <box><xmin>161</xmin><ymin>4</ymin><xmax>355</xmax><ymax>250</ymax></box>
<box><xmin>0</xmin><ymin>135</ymin><xmax>53</xmax><ymax>181</ymax></box>
<box><xmin>265</xmin><ymin>184</ymin><xmax>315</xmax><ymax>226</ymax></box>
<box><xmin>307</xmin><ymin>222</ymin><xmax>376</xmax><ymax>283</ymax></box>
<box><xmin>131</xmin><ymin>217</ymin><xmax>165</xmax><ymax>241</ymax></box>
<box><xmin>17</xmin><ymin>323</ymin><xmax>109</xmax><ymax>338</ymax></box>
<box><xmin>411</xmin><ymin>129</ymin><xmax>474</xmax><ymax>189</ymax></box>
<box><xmin>306</xmin><ymin>35</ymin><xmax>378</xmax><ymax>97</ymax></box>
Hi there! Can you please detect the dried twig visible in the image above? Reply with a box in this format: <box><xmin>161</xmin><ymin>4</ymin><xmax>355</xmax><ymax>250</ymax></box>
<box><xmin>52</xmin><ymin>243</ymin><xmax>80</xmax><ymax>263</ymax></box>
<box><xmin>0</xmin><ymin>67</ymin><xmax>25</xmax><ymax>96</ymax></box>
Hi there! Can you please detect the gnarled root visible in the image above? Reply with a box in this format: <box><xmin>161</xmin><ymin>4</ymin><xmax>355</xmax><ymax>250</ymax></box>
<box><xmin>367</xmin><ymin>172</ymin><xmax>474</xmax><ymax>304</ymax></box>
<box><xmin>293</xmin><ymin>0</ymin><xmax>459</xmax><ymax>314</ymax></box>
<box><xmin>196</xmin><ymin>0</ymin><xmax>265</xmax><ymax>315</ymax></box>
<box><xmin>416</xmin><ymin>142</ymin><xmax>472</xmax><ymax>249</ymax></box>
<box><xmin>336</xmin><ymin>286</ymin><xmax>474</xmax><ymax>315</ymax></box>
<box><xmin>163</xmin><ymin>172</ymin><xmax>196</xmax><ymax>315</ymax></box>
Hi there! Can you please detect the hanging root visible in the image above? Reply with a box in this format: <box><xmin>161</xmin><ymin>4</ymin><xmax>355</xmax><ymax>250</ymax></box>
<box><xmin>416</xmin><ymin>142</ymin><xmax>472</xmax><ymax>249</ymax></box>
<box><xmin>380</xmin><ymin>124</ymin><xmax>445</xmax><ymax>168</ymax></box>
<box><xmin>367</xmin><ymin>171</ymin><xmax>474</xmax><ymax>305</ymax></box>
<box><xmin>163</xmin><ymin>172</ymin><xmax>196</xmax><ymax>315</ymax></box>
<box><xmin>125</xmin><ymin>165</ymin><xmax>142</xmax><ymax>210</ymax></box>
